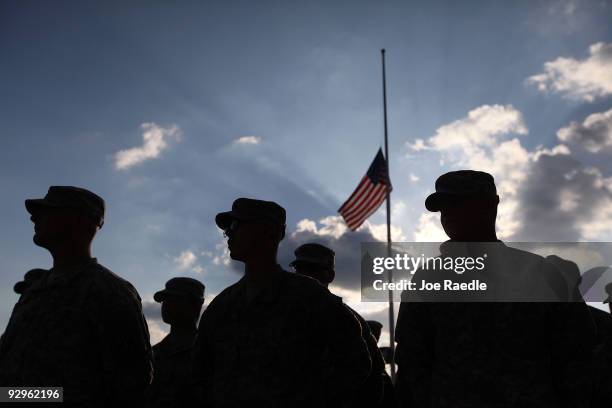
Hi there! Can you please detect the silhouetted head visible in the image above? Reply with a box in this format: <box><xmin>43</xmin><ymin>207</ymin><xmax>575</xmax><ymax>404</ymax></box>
<box><xmin>216</xmin><ymin>198</ymin><xmax>286</xmax><ymax>263</ymax></box>
<box><xmin>26</xmin><ymin>186</ymin><xmax>105</xmax><ymax>251</ymax></box>
<box><xmin>366</xmin><ymin>320</ymin><xmax>383</xmax><ymax>342</ymax></box>
<box><xmin>154</xmin><ymin>277</ymin><xmax>205</xmax><ymax>327</ymax></box>
<box><xmin>425</xmin><ymin>171</ymin><xmax>499</xmax><ymax>241</ymax></box>
<box><xmin>290</xmin><ymin>243</ymin><xmax>335</xmax><ymax>287</ymax></box>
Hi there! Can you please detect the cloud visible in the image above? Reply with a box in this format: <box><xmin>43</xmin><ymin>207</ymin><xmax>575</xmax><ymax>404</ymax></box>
<box><xmin>557</xmin><ymin>108</ymin><xmax>612</xmax><ymax>153</ymax></box>
<box><xmin>147</xmin><ymin>319</ymin><xmax>168</xmax><ymax>346</ymax></box>
<box><xmin>527</xmin><ymin>42</ymin><xmax>612</xmax><ymax>102</ymax></box>
<box><xmin>408</xmin><ymin>104</ymin><xmax>528</xmax><ymax>155</ymax></box>
<box><xmin>113</xmin><ymin>123</ymin><xmax>181</xmax><ymax>170</ymax></box>
<box><xmin>408</xmin><ymin>104</ymin><xmax>530</xmax><ymax>239</ymax></box>
<box><xmin>409</xmin><ymin>104</ymin><xmax>612</xmax><ymax>242</ymax></box>
<box><xmin>233</xmin><ymin>135</ymin><xmax>262</xmax><ymax>145</ymax></box>
<box><xmin>173</xmin><ymin>250</ymin><xmax>204</xmax><ymax>273</ymax></box>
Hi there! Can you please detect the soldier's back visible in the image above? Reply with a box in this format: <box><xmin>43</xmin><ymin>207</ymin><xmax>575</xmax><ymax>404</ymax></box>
<box><xmin>0</xmin><ymin>258</ymin><xmax>152</xmax><ymax>406</ymax></box>
<box><xmin>194</xmin><ymin>268</ymin><xmax>368</xmax><ymax>408</ymax></box>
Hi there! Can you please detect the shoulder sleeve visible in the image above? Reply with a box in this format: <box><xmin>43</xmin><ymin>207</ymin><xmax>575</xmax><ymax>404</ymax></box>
<box><xmin>315</xmin><ymin>290</ymin><xmax>371</xmax><ymax>398</ymax></box>
<box><xmin>395</xmin><ymin>297</ymin><xmax>434</xmax><ymax>407</ymax></box>
<box><xmin>88</xmin><ymin>274</ymin><xmax>153</xmax><ymax>406</ymax></box>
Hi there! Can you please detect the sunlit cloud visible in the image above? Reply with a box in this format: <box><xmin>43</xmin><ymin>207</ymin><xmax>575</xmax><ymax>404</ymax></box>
<box><xmin>527</xmin><ymin>42</ymin><xmax>612</xmax><ymax>102</ymax></box>
<box><xmin>113</xmin><ymin>123</ymin><xmax>181</xmax><ymax>170</ymax></box>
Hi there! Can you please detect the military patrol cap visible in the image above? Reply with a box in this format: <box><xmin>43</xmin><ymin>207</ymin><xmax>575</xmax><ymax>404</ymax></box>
<box><xmin>215</xmin><ymin>198</ymin><xmax>286</xmax><ymax>230</ymax></box>
<box><xmin>154</xmin><ymin>277</ymin><xmax>205</xmax><ymax>303</ymax></box>
<box><xmin>425</xmin><ymin>170</ymin><xmax>498</xmax><ymax>212</ymax></box>
<box><xmin>289</xmin><ymin>243</ymin><xmax>335</xmax><ymax>270</ymax></box>
<box><xmin>25</xmin><ymin>186</ymin><xmax>105</xmax><ymax>227</ymax></box>
<box><xmin>604</xmin><ymin>282</ymin><xmax>612</xmax><ymax>304</ymax></box>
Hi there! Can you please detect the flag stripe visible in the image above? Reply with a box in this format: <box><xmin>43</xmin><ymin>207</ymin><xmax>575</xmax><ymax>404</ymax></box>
<box><xmin>345</xmin><ymin>186</ymin><xmax>386</xmax><ymax>228</ymax></box>
<box><xmin>338</xmin><ymin>148</ymin><xmax>392</xmax><ymax>231</ymax></box>
<box><xmin>340</xmin><ymin>181</ymin><xmax>378</xmax><ymax>218</ymax></box>
<box><xmin>343</xmin><ymin>183</ymin><xmax>385</xmax><ymax>225</ymax></box>
<box><xmin>340</xmin><ymin>181</ymin><xmax>376</xmax><ymax>216</ymax></box>
<box><xmin>338</xmin><ymin>176</ymin><xmax>369</xmax><ymax>212</ymax></box>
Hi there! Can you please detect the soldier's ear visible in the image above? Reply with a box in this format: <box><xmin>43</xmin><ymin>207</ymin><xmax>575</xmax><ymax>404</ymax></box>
<box><xmin>328</xmin><ymin>269</ymin><xmax>335</xmax><ymax>284</ymax></box>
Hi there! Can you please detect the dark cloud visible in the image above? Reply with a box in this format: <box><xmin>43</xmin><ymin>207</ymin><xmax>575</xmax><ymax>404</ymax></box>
<box><xmin>512</xmin><ymin>152</ymin><xmax>612</xmax><ymax>241</ymax></box>
<box><xmin>557</xmin><ymin>109</ymin><xmax>612</xmax><ymax>153</ymax></box>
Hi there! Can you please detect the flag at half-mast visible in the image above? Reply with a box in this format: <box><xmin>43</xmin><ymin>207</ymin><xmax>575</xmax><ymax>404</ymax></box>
<box><xmin>338</xmin><ymin>148</ymin><xmax>392</xmax><ymax>230</ymax></box>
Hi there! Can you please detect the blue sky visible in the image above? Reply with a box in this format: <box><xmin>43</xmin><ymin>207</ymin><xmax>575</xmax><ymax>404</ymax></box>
<box><xmin>1</xmin><ymin>0</ymin><xmax>611</xmax><ymax>343</ymax></box>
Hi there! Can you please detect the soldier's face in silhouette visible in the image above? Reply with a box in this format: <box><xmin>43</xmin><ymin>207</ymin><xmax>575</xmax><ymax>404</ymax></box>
<box><xmin>225</xmin><ymin>219</ymin><xmax>280</xmax><ymax>262</ymax></box>
<box><xmin>30</xmin><ymin>207</ymin><xmax>76</xmax><ymax>248</ymax></box>
<box><xmin>161</xmin><ymin>296</ymin><xmax>201</xmax><ymax>326</ymax></box>
<box><xmin>31</xmin><ymin>207</ymin><xmax>97</xmax><ymax>250</ymax></box>
<box><xmin>293</xmin><ymin>262</ymin><xmax>334</xmax><ymax>287</ymax></box>
<box><xmin>440</xmin><ymin>195</ymin><xmax>498</xmax><ymax>241</ymax></box>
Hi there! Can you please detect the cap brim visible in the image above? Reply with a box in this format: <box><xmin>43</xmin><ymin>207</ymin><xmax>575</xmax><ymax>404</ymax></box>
<box><xmin>154</xmin><ymin>289</ymin><xmax>204</xmax><ymax>303</ymax></box>
<box><xmin>154</xmin><ymin>289</ymin><xmax>181</xmax><ymax>302</ymax></box>
<box><xmin>25</xmin><ymin>198</ymin><xmax>57</xmax><ymax>215</ymax></box>
<box><xmin>425</xmin><ymin>192</ymin><xmax>461</xmax><ymax>212</ymax></box>
<box><xmin>215</xmin><ymin>210</ymin><xmax>268</xmax><ymax>230</ymax></box>
<box><xmin>215</xmin><ymin>211</ymin><xmax>237</xmax><ymax>230</ymax></box>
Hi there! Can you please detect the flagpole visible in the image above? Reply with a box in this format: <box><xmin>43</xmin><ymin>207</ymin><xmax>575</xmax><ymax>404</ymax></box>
<box><xmin>381</xmin><ymin>48</ymin><xmax>396</xmax><ymax>381</ymax></box>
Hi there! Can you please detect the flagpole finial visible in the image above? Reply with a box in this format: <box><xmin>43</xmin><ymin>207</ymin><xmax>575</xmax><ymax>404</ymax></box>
<box><xmin>381</xmin><ymin>48</ymin><xmax>385</xmax><ymax>54</ymax></box>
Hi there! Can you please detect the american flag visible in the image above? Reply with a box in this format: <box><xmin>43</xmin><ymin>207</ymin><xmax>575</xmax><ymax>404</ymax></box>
<box><xmin>338</xmin><ymin>148</ymin><xmax>392</xmax><ymax>230</ymax></box>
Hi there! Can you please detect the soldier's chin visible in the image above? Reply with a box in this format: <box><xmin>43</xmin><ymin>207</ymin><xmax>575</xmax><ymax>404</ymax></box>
<box><xmin>32</xmin><ymin>233</ymin><xmax>50</xmax><ymax>248</ymax></box>
<box><xmin>229</xmin><ymin>250</ymin><xmax>244</xmax><ymax>262</ymax></box>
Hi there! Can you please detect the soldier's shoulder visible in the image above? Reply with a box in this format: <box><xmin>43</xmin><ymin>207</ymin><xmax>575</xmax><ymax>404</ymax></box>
<box><xmin>502</xmin><ymin>245</ymin><xmax>548</xmax><ymax>266</ymax></box>
<box><xmin>281</xmin><ymin>270</ymin><xmax>330</xmax><ymax>298</ymax></box>
<box><xmin>202</xmin><ymin>279</ymin><xmax>242</xmax><ymax>313</ymax></box>
<box><xmin>85</xmin><ymin>261</ymin><xmax>141</xmax><ymax>301</ymax></box>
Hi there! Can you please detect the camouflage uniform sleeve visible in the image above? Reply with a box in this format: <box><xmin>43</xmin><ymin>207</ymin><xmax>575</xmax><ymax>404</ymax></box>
<box><xmin>90</xmin><ymin>281</ymin><xmax>153</xmax><ymax>406</ymax></box>
<box><xmin>549</xmin><ymin>300</ymin><xmax>596</xmax><ymax>408</ymax></box>
<box><xmin>395</xmin><ymin>298</ymin><xmax>433</xmax><ymax>408</ymax></box>
<box><xmin>349</xmin><ymin>308</ymin><xmax>385</xmax><ymax>406</ymax></box>
<box><xmin>191</xmin><ymin>303</ymin><xmax>215</xmax><ymax>407</ymax></box>
<box><xmin>317</xmin><ymin>292</ymin><xmax>371</xmax><ymax>400</ymax></box>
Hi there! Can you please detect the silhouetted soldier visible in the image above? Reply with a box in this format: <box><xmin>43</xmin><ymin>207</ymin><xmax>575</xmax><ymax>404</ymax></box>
<box><xmin>290</xmin><ymin>242</ymin><xmax>386</xmax><ymax>407</ymax></box>
<box><xmin>366</xmin><ymin>320</ymin><xmax>398</xmax><ymax>408</ymax></box>
<box><xmin>192</xmin><ymin>198</ymin><xmax>371</xmax><ymax>407</ymax></box>
<box><xmin>0</xmin><ymin>186</ymin><xmax>153</xmax><ymax>407</ymax></box>
<box><xmin>146</xmin><ymin>277</ymin><xmax>205</xmax><ymax>408</ymax></box>
<box><xmin>546</xmin><ymin>255</ymin><xmax>612</xmax><ymax>408</ymax></box>
<box><xmin>395</xmin><ymin>171</ymin><xmax>596</xmax><ymax>408</ymax></box>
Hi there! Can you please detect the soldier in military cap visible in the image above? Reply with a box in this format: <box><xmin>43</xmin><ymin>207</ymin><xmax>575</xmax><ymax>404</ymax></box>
<box><xmin>146</xmin><ymin>277</ymin><xmax>205</xmax><ymax>408</ymax></box>
<box><xmin>192</xmin><ymin>198</ymin><xmax>371</xmax><ymax>407</ymax></box>
<box><xmin>290</xmin><ymin>242</ymin><xmax>387</xmax><ymax>407</ymax></box>
<box><xmin>0</xmin><ymin>186</ymin><xmax>153</xmax><ymax>407</ymax></box>
<box><xmin>395</xmin><ymin>171</ymin><xmax>596</xmax><ymax>408</ymax></box>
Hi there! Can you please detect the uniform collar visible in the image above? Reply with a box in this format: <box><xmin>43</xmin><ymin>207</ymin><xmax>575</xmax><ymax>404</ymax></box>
<box><xmin>234</xmin><ymin>265</ymin><xmax>285</xmax><ymax>304</ymax></box>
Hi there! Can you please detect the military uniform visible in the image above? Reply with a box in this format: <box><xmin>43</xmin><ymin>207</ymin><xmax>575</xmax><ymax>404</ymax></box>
<box><xmin>291</xmin><ymin>242</ymin><xmax>387</xmax><ymax>407</ymax></box>
<box><xmin>346</xmin><ymin>305</ymin><xmax>387</xmax><ymax>407</ymax></box>
<box><xmin>0</xmin><ymin>259</ymin><xmax>153</xmax><ymax>407</ymax></box>
<box><xmin>395</xmin><ymin>171</ymin><xmax>596</xmax><ymax>408</ymax></box>
<box><xmin>146</xmin><ymin>330</ymin><xmax>196</xmax><ymax>408</ymax></box>
<box><xmin>146</xmin><ymin>277</ymin><xmax>205</xmax><ymax>408</ymax></box>
<box><xmin>192</xmin><ymin>266</ymin><xmax>371</xmax><ymax>408</ymax></box>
